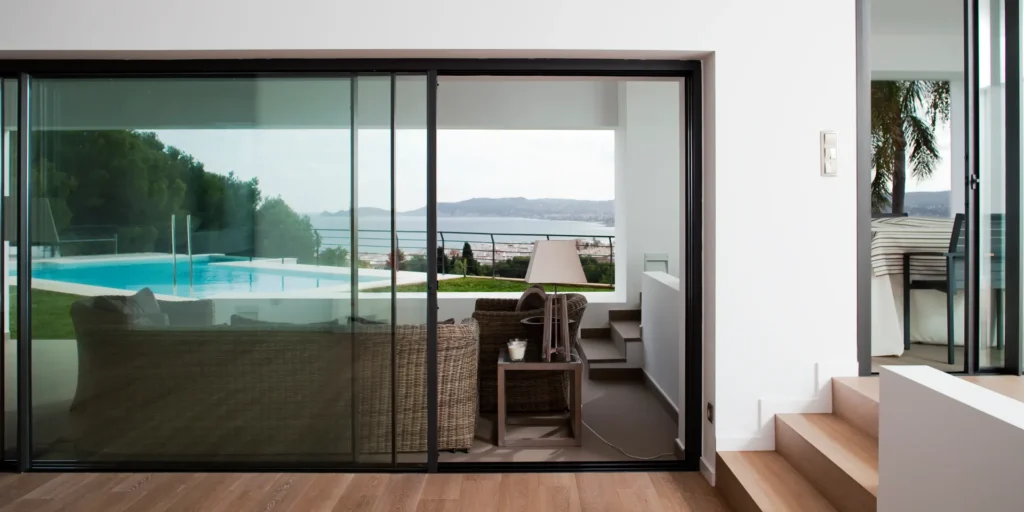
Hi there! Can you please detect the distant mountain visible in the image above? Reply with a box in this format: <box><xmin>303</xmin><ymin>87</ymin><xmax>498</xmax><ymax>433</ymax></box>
<box><xmin>405</xmin><ymin>197</ymin><xmax>614</xmax><ymax>225</ymax></box>
<box><xmin>321</xmin><ymin>207</ymin><xmax>395</xmax><ymax>217</ymax></box>
<box><xmin>904</xmin><ymin>191</ymin><xmax>951</xmax><ymax>217</ymax></box>
<box><xmin>320</xmin><ymin>198</ymin><xmax>615</xmax><ymax>225</ymax></box>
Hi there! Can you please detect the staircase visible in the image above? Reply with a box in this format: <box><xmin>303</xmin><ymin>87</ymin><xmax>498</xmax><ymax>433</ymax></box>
<box><xmin>717</xmin><ymin>377</ymin><xmax>880</xmax><ymax>512</ymax></box>
<box><xmin>575</xmin><ymin>309</ymin><xmax>643</xmax><ymax>378</ymax></box>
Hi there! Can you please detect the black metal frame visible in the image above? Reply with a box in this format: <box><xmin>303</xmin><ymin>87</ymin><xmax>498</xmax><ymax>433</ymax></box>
<box><xmin>389</xmin><ymin>74</ymin><xmax>399</xmax><ymax>468</ymax></box>
<box><xmin>966</xmin><ymin>0</ymin><xmax>1023</xmax><ymax>375</ymax></box>
<box><xmin>966</xmin><ymin>0</ymin><xmax>982</xmax><ymax>374</ymax></box>
<box><xmin>0</xmin><ymin>58</ymin><xmax>704</xmax><ymax>473</ymax></box>
<box><xmin>425</xmin><ymin>69</ymin><xmax>439</xmax><ymax>474</ymax></box>
<box><xmin>1005</xmin><ymin>0</ymin><xmax>1023</xmax><ymax>375</ymax></box>
<box><xmin>15</xmin><ymin>74</ymin><xmax>30</xmax><ymax>472</ymax></box>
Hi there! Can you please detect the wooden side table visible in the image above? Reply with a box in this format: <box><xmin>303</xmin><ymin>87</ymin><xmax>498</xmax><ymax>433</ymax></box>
<box><xmin>496</xmin><ymin>347</ymin><xmax>583</xmax><ymax>447</ymax></box>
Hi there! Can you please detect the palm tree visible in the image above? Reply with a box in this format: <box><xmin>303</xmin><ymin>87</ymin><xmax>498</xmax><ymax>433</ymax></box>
<box><xmin>871</xmin><ymin>81</ymin><xmax>950</xmax><ymax>214</ymax></box>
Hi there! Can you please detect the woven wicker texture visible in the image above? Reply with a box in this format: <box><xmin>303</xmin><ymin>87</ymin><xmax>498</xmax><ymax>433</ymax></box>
<box><xmin>472</xmin><ymin>294</ymin><xmax>587</xmax><ymax>413</ymax></box>
<box><xmin>66</xmin><ymin>298</ymin><xmax>478</xmax><ymax>459</ymax></box>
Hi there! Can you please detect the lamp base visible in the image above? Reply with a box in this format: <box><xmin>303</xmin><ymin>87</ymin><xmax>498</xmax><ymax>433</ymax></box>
<box><xmin>542</xmin><ymin>293</ymin><xmax>572</xmax><ymax>362</ymax></box>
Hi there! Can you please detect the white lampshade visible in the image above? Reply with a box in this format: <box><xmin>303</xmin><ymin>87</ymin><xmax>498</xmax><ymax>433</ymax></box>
<box><xmin>525</xmin><ymin>240</ymin><xmax>588</xmax><ymax>285</ymax></box>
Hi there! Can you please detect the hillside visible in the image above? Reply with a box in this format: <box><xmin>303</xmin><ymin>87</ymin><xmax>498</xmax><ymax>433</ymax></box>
<box><xmin>324</xmin><ymin>197</ymin><xmax>615</xmax><ymax>224</ymax></box>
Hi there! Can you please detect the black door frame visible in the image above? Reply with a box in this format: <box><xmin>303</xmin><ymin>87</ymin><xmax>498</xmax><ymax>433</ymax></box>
<box><xmin>965</xmin><ymin>0</ymin><xmax>1023</xmax><ymax>375</ymax></box>
<box><xmin>0</xmin><ymin>58</ymin><xmax>705</xmax><ymax>473</ymax></box>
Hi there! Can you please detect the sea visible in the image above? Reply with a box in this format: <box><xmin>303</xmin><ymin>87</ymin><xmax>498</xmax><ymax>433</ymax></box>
<box><xmin>308</xmin><ymin>213</ymin><xmax>615</xmax><ymax>255</ymax></box>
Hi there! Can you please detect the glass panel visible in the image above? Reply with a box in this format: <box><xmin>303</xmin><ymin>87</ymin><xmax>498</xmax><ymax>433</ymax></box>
<box><xmin>27</xmin><ymin>76</ymin><xmax>378</xmax><ymax>464</ymax></box>
<box><xmin>866</xmin><ymin>4</ymin><xmax>964</xmax><ymax>373</ymax></box>
<box><xmin>394</xmin><ymin>75</ymin><xmax>429</xmax><ymax>464</ymax></box>
<box><xmin>349</xmin><ymin>75</ymin><xmax>395</xmax><ymax>463</ymax></box>
<box><xmin>2</xmin><ymin>78</ymin><xmax>16</xmax><ymax>461</ymax></box>
<box><xmin>979</xmin><ymin>0</ymin><xmax>1007</xmax><ymax>369</ymax></box>
<box><xmin>436</xmin><ymin>77</ymin><xmax>674</xmax><ymax>464</ymax></box>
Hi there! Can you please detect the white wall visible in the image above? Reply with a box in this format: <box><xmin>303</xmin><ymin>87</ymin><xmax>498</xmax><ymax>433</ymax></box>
<box><xmin>700</xmin><ymin>54</ymin><xmax>717</xmax><ymax>483</ymax></box>
<box><xmin>878</xmin><ymin>367</ymin><xmax>1024</xmax><ymax>511</ymax></box>
<box><xmin>0</xmin><ymin>0</ymin><xmax>862</xmax><ymax>474</ymax></box>
<box><xmin>617</xmin><ymin>81</ymin><xmax>682</xmax><ymax>306</ymax></box>
<box><xmin>641</xmin><ymin>272</ymin><xmax>681</xmax><ymax>412</ymax></box>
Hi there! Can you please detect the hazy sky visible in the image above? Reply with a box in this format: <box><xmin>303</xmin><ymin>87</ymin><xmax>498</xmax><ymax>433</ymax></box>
<box><xmin>154</xmin><ymin>129</ymin><xmax>616</xmax><ymax>213</ymax></box>
<box><xmin>154</xmin><ymin>118</ymin><xmax>950</xmax><ymax>214</ymax></box>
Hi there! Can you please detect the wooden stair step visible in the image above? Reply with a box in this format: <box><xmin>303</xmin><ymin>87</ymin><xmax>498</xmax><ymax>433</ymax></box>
<box><xmin>577</xmin><ymin>337</ymin><xmax>626</xmax><ymax>363</ymax></box>
<box><xmin>717</xmin><ymin>451</ymin><xmax>838</xmax><ymax>512</ymax></box>
<box><xmin>832</xmin><ymin>377</ymin><xmax>879</xmax><ymax>439</ymax></box>
<box><xmin>610</xmin><ymin>320</ymin><xmax>642</xmax><ymax>342</ymax></box>
<box><xmin>608</xmin><ymin>309</ymin><xmax>641</xmax><ymax>322</ymax></box>
<box><xmin>775</xmin><ymin>414</ymin><xmax>878</xmax><ymax>512</ymax></box>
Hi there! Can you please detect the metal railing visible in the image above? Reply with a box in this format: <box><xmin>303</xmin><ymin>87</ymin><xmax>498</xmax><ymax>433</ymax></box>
<box><xmin>313</xmin><ymin>228</ymin><xmax>615</xmax><ymax>282</ymax></box>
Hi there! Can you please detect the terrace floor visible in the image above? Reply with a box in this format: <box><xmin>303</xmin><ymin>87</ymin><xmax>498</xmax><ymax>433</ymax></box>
<box><xmin>872</xmin><ymin>342</ymin><xmax>1006</xmax><ymax>373</ymax></box>
<box><xmin>0</xmin><ymin>472</ymin><xmax>729</xmax><ymax>511</ymax></box>
<box><xmin>440</xmin><ymin>365</ymin><xmax>678</xmax><ymax>463</ymax></box>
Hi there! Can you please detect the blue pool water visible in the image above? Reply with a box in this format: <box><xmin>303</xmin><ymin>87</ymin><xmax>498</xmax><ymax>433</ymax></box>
<box><xmin>29</xmin><ymin>256</ymin><xmax>386</xmax><ymax>297</ymax></box>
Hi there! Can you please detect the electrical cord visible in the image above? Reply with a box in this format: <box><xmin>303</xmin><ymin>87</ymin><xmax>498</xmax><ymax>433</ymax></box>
<box><xmin>581</xmin><ymin>413</ymin><xmax>675</xmax><ymax>461</ymax></box>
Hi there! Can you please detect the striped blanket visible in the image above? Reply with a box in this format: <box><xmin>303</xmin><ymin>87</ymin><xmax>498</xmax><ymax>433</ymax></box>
<box><xmin>871</xmin><ymin>216</ymin><xmax>955</xmax><ymax>279</ymax></box>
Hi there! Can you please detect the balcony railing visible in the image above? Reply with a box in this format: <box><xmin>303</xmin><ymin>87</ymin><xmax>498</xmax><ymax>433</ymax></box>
<box><xmin>313</xmin><ymin>228</ymin><xmax>615</xmax><ymax>282</ymax></box>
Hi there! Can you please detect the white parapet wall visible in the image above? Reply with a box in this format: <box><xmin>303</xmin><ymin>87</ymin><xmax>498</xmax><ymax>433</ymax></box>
<box><xmin>641</xmin><ymin>271</ymin><xmax>680</xmax><ymax>413</ymax></box>
<box><xmin>878</xmin><ymin>366</ymin><xmax>1024</xmax><ymax>512</ymax></box>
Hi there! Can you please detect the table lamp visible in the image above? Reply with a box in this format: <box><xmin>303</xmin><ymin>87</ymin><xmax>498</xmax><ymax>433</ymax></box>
<box><xmin>525</xmin><ymin>240</ymin><xmax>588</xmax><ymax>362</ymax></box>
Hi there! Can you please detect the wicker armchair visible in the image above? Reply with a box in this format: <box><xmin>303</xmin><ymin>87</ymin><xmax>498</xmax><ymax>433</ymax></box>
<box><xmin>472</xmin><ymin>294</ymin><xmax>587</xmax><ymax>413</ymax></box>
<box><xmin>66</xmin><ymin>297</ymin><xmax>479</xmax><ymax>459</ymax></box>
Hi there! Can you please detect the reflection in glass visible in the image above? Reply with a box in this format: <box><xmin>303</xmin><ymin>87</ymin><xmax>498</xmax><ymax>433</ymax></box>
<box><xmin>979</xmin><ymin>0</ymin><xmax>1007</xmax><ymax>369</ymax></box>
<box><xmin>3</xmin><ymin>78</ymin><xmax>17</xmax><ymax>461</ymax></box>
<box><xmin>26</xmin><ymin>76</ymin><xmax>384</xmax><ymax>463</ymax></box>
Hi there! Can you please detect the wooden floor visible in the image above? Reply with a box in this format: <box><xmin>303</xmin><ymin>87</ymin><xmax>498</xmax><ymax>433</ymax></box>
<box><xmin>0</xmin><ymin>472</ymin><xmax>729</xmax><ymax>511</ymax></box>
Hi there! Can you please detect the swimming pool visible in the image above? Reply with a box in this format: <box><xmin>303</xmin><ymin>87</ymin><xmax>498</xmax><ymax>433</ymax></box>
<box><xmin>29</xmin><ymin>256</ymin><xmax>387</xmax><ymax>298</ymax></box>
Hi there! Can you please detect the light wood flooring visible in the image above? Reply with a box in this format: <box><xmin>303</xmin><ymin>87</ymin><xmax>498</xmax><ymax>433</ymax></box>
<box><xmin>0</xmin><ymin>472</ymin><xmax>729</xmax><ymax>511</ymax></box>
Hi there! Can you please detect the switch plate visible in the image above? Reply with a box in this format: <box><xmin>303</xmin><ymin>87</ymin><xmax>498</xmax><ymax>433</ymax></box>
<box><xmin>821</xmin><ymin>131</ymin><xmax>838</xmax><ymax>176</ymax></box>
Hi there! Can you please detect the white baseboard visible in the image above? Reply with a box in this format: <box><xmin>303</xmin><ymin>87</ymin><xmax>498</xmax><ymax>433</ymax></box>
<box><xmin>700</xmin><ymin>456</ymin><xmax>716</xmax><ymax>486</ymax></box>
<box><xmin>754</xmin><ymin>395</ymin><xmax>830</xmax><ymax>450</ymax></box>
<box><xmin>711</xmin><ymin>360</ymin><xmax>859</xmax><ymax>455</ymax></box>
<box><xmin>644</xmin><ymin>370</ymin><xmax>680</xmax><ymax>419</ymax></box>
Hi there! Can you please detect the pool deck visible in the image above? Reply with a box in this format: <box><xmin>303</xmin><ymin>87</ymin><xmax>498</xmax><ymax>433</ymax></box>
<box><xmin>13</xmin><ymin>253</ymin><xmax>460</xmax><ymax>300</ymax></box>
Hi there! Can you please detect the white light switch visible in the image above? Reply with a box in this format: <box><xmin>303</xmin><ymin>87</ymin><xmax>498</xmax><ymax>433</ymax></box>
<box><xmin>821</xmin><ymin>131</ymin><xmax>838</xmax><ymax>176</ymax></box>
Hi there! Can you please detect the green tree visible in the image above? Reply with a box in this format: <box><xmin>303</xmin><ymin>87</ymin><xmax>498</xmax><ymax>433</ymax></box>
<box><xmin>461</xmin><ymin>242</ymin><xmax>479</xmax><ymax>275</ymax></box>
<box><xmin>317</xmin><ymin>246</ymin><xmax>350</xmax><ymax>267</ymax></box>
<box><xmin>580</xmin><ymin>255</ymin><xmax>614</xmax><ymax>284</ymax></box>
<box><xmin>871</xmin><ymin>81</ymin><xmax>950</xmax><ymax>214</ymax></box>
<box><xmin>436</xmin><ymin>247</ymin><xmax>450</xmax><ymax>274</ymax></box>
<box><xmin>404</xmin><ymin>254</ymin><xmax>429</xmax><ymax>272</ymax></box>
<box><xmin>32</xmin><ymin>130</ymin><xmax>262</xmax><ymax>255</ymax></box>
<box><xmin>452</xmin><ymin>259</ymin><xmax>467</xmax><ymax>275</ymax></box>
<box><xmin>31</xmin><ymin>129</ymin><xmax>322</xmax><ymax>263</ymax></box>
<box><xmin>254</xmin><ymin>196</ymin><xmax>318</xmax><ymax>262</ymax></box>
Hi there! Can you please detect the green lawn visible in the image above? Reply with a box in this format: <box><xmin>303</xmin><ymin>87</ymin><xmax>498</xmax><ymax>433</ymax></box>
<box><xmin>370</xmin><ymin>277</ymin><xmax>614</xmax><ymax>293</ymax></box>
<box><xmin>9</xmin><ymin>278</ymin><xmax>610</xmax><ymax>339</ymax></box>
<box><xmin>10</xmin><ymin>287</ymin><xmax>81</xmax><ymax>340</ymax></box>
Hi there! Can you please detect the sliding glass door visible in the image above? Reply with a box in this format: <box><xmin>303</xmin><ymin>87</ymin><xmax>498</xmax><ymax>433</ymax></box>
<box><xmin>14</xmin><ymin>72</ymin><xmax>433</xmax><ymax>468</ymax></box>
<box><xmin>967</xmin><ymin>0</ymin><xmax>1024</xmax><ymax>374</ymax></box>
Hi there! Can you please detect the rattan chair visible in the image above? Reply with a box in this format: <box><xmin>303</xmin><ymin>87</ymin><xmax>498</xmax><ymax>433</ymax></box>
<box><xmin>472</xmin><ymin>294</ymin><xmax>587</xmax><ymax>413</ymax></box>
<box><xmin>66</xmin><ymin>298</ymin><xmax>479</xmax><ymax>459</ymax></box>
